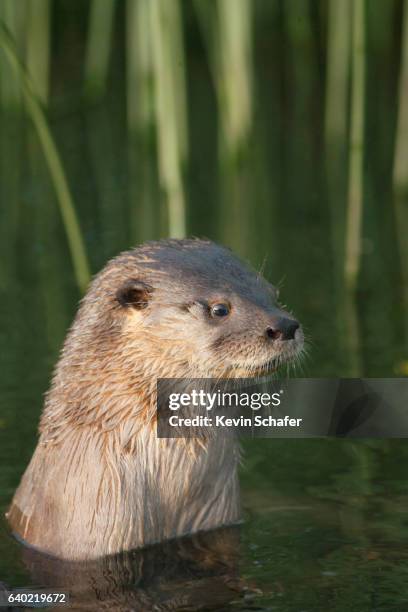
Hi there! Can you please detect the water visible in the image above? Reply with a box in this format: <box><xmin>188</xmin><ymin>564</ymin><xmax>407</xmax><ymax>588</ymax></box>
<box><xmin>1</xmin><ymin>2</ymin><xmax>408</xmax><ymax>610</ymax></box>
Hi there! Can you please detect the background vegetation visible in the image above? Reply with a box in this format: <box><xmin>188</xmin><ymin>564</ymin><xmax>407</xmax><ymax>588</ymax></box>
<box><xmin>0</xmin><ymin>0</ymin><xmax>407</xmax><ymax>377</ymax></box>
<box><xmin>1</xmin><ymin>2</ymin><xmax>408</xmax><ymax>609</ymax></box>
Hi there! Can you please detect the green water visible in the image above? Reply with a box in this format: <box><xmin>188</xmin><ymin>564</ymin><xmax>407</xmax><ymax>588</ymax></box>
<box><xmin>1</xmin><ymin>2</ymin><xmax>408</xmax><ymax>610</ymax></box>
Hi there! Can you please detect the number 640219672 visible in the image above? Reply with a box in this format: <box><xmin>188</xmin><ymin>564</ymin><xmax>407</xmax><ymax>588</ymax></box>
<box><xmin>1</xmin><ymin>589</ymin><xmax>69</xmax><ymax>607</ymax></box>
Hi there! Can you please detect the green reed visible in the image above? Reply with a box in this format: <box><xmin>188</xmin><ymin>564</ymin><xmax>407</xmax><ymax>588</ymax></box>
<box><xmin>0</xmin><ymin>0</ymin><xmax>24</xmax><ymax>111</ymax></box>
<box><xmin>216</xmin><ymin>0</ymin><xmax>253</xmax><ymax>161</ymax></box>
<box><xmin>193</xmin><ymin>0</ymin><xmax>254</xmax><ymax>256</ymax></box>
<box><xmin>125</xmin><ymin>0</ymin><xmax>157</xmax><ymax>243</ymax></box>
<box><xmin>394</xmin><ymin>0</ymin><xmax>408</xmax><ymax>196</ymax></box>
<box><xmin>0</xmin><ymin>25</ymin><xmax>91</xmax><ymax>293</ymax></box>
<box><xmin>344</xmin><ymin>0</ymin><xmax>366</xmax><ymax>294</ymax></box>
<box><xmin>84</xmin><ymin>0</ymin><xmax>116</xmax><ymax>102</ymax></box>
<box><xmin>194</xmin><ymin>0</ymin><xmax>253</xmax><ymax>162</ymax></box>
<box><xmin>325</xmin><ymin>0</ymin><xmax>362</xmax><ymax>376</ymax></box>
<box><xmin>149</xmin><ymin>0</ymin><xmax>187</xmax><ymax>238</ymax></box>
<box><xmin>126</xmin><ymin>0</ymin><xmax>154</xmax><ymax>137</ymax></box>
<box><xmin>325</xmin><ymin>0</ymin><xmax>351</xmax><ymax>152</ymax></box>
<box><xmin>26</xmin><ymin>0</ymin><xmax>50</xmax><ymax>104</ymax></box>
<box><xmin>393</xmin><ymin>0</ymin><xmax>408</xmax><ymax>342</ymax></box>
<box><xmin>0</xmin><ymin>0</ymin><xmax>407</xmax><ymax>344</ymax></box>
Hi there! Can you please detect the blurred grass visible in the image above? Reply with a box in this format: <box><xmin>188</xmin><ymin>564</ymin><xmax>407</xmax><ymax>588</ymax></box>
<box><xmin>343</xmin><ymin>0</ymin><xmax>366</xmax><ymax>376</ymax></box>
<box><xmin>126</xmin><ymin>0</ymin><xmax>154</xmax><ymax>136</ymax></box>
<box><xmin>150</xmin><ymin>0</ymin><xmax>187</xmax><ymax>238</ymax></box>
<box><xmin>0</xmin><ymin>0</ymin><xmax>407</xmax><ymax>366</ymax></box>
<box><xmin>26</xmin><ymin>0</ymin><xmax>50</xmax><ymax>105</ymax></box>
<box><xmin>325</xmin><ymin>0</ymin><xmax>350</xmax><ymax>268</ymax></box>
<box><xmin>84</xmin><ymin>0</ymin><xmax>116</xmax><ymax>102</ymax></box>
<box><xmin>0</xmin><ymin>24</ymin><xmax>91</xmax><ymax>293</ymax></box>
<box><xmin>194</xmin><ymin>0</ymin><xmax>254</xmax><ymax>255</ymax></box>
<box><xmin>394</xmin><ymin>0</ymin><xmax>408</xmax><ymax>197</ymax></box>
<box><xmin>394</xmin><ymin>0</ymin><xmax>408</xmax><ymax>340</ymax></box>
<box><xmin>0</xmin><ymin>0</ymin><xmax>24</xmax><ymax>111</ymax></box>
<box><xmin>345</xmin><ymin>0</ymin><xmax>365</xmax><ymax>294</ymax></box>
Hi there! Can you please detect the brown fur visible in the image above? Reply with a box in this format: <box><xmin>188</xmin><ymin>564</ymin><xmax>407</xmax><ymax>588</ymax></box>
<box><xmin>7</xmin><ymin>239</ymin><xmax>303</xmax><ymax>560</ymax></box>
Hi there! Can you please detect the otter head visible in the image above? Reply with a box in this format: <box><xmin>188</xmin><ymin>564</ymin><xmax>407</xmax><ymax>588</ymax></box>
<box><xmin>39</xmin><ymin>239</ymin><xmax>305</xmax><ymax>440</ymax></box>
<box><xmin>107</xmin><ymin>239</ymin><xmax>304</xmax><ymax>380</ymax></box>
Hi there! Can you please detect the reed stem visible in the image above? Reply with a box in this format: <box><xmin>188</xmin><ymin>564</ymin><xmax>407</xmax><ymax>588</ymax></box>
<box><xmin>126</xmin><ymin>1</ymin><xmax>159</xmax><ymax>243</ymax></box>
<box><xmin>149</xmin><ymin>0</ymin><xmax>187</xmax><ymax>238</ymax></box>
<box><xmin>84</xmin><ymin>0</ymin><xmax>116</xmax><ymax>101</ymax></box>
<box><xmin>393</xmin><ymin>0</ymin><xmax>408</xmax><ymax>344</ymax></box>
<box><xmin>26</xmin><ymin>0</ymin><xmax>50</xmax><ymax>105</ymax></box>
<box><xmin>193</xmin><ymin>0</ymin><xmax>218</xmax><ymax>84</ymax></box>
<box><xmin>325</xmin><ymin>0</ymin><xmax>350</xmax><ymax>153</ymax></box>
<box><xmin>126</xmin><ymin>0</ymin><xmax>154</xmax><ymax>136</ymax></box>
<box><xmin>0</xmin><ymin>25</ymin><xmax>91</xmax><ymax>293</ymax></box>
<box><xmin>217</xmin><ymin>0</ymin><xmax>253</xmax><ymax>160</ymax></box>
<box><xmin>194</xmin><ymin>0</ymin><xmax>253</xmax><ymax>160</ymax></box>
<box><xmin>0</xmin><ymin>0</ymin><xmax>25</xmax><ymax>111</ymax></box>
<box><xmin>344</xmin><ymin>0</ymin><xmax>366</xmax><ymax>293</ymax></box>
<box><xmin>394</xmin><ymin>0</ymin><xmax>408</xmax><ymax>194</ymax></box>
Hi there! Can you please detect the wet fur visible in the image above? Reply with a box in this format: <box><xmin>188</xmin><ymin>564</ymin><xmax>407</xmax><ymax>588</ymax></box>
<box><xmin>7</xmin><ymin>239</ymin><xmax>303</xmax><ymax>560</ymax></box>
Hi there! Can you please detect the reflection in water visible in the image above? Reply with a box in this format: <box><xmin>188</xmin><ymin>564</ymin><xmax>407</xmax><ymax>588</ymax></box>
<box><xmin>17</xmin><ymin>527</ymin><xmax>245</xmax><ymax>611</ymax></box>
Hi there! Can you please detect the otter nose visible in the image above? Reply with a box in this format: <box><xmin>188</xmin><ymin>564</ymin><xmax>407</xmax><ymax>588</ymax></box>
<box><xmin>266</xmin><ymin>318</ymin><xmax>299</xmax><ymax>341</ymax></box>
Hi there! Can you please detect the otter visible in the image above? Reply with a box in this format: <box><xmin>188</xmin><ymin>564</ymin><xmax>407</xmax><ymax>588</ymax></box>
<box><xmin>7</xmin><ymin>239</ymin><xmax>304</xmax><ymax>561</ymax></box>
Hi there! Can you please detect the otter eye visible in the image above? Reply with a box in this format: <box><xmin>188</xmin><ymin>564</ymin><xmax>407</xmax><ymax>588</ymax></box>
<box><xmin>210</xmin><ymin>303</ymin><xmax>230</xmax><ymax>318</ymax></box>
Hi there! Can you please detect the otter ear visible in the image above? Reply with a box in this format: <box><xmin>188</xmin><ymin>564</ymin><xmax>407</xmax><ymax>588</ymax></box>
<box><xmin>116</xmin><ymin>279</ymin><xmax>153</xmax><ymax>309</ymax></box>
